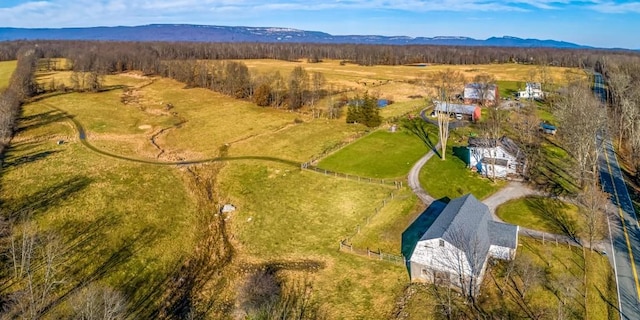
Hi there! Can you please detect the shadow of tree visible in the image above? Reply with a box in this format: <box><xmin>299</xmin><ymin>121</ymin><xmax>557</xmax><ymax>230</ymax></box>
<box><xmin>401</xmin><ymin>118</ymin><xmax>440</xmax><ymax>158</ymax></box>
<box><xmin>1</xmin><ymin>150</ymin><xmax>60</xmax><ymax>171</ymax></box>
<box><xmin>1</xmin><ymin>176</ymin><xmax>93</xmax><ymax>222</ymax></box>
<box><xmin>524</xmin><ymin>196</ymin><xmax>580</xmax><ymax>242</ymax></box>
<box><xmin>40</xmin><ymin>226</ymin><xmax>159</xmax><ymax>317</ymax></box>
<box><xmin>15</xmin><ymin>110</ymin><xmax>68</xmax><ymax>134</ymax></box>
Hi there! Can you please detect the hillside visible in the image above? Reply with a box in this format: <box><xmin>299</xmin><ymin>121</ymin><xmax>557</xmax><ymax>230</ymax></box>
<box><xmin>0</xmin><ymin>24</ymin><xmax>591</xmax><ymax>49</ymax></box>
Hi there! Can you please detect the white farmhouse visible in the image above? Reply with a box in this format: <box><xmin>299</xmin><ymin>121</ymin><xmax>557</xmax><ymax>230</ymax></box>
<box><xmin>409</xmin><ymin>194</ymin><xmax>518</xmax><ymax>297</ymax></box>
<box><xmin>517</xmin><ymin>82</ymin><xmax>544</xmax><ymax>100</ymax></box>
<box><xmin>468</xmin><ymin>136</ymin><xmax>526</xmax><ymax>178</ymax></box>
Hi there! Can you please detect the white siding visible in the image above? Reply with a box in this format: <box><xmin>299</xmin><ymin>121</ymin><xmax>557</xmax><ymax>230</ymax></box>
<box><xmin>410</xmin><ymin>238</ymin><xmax>473</xmax><ymax>282</ymax></box>
<box><xmin>468</xmin><ymin>145</ymin><xmax>517</xmax><ymax>177</ymax></box>
<box><xmin>488</xmin><ymin>245</ymin><xmax>513</xmax><ymax>260</ymax></box>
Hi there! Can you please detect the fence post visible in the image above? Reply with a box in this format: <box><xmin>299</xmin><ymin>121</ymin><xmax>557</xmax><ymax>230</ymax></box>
<box><xmin>379</xmin><ymin>248</ymin><xmax>382</xmax><ymax>260</ymax></box>
<box><xmin>367</xmin><ymin>248</ymin><xmax>370</xmax><ymax>258</ymax></box>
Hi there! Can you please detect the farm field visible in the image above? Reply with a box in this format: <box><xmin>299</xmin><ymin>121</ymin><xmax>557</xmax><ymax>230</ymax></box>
<box><xmin>0</xmin><ymin>60</ymin><xmax>17</xmax><ymax>90</ymax></box>
<box><xmin>1</xmin><ymin>59</ymin><xmax>610</xmax><ymax>319</ymax></box>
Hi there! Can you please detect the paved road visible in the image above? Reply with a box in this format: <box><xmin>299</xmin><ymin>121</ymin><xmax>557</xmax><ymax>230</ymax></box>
<box><xmin>599</xmin><ymin>134</ymin><xmax>640</xmax><ymax>319</ymax></box>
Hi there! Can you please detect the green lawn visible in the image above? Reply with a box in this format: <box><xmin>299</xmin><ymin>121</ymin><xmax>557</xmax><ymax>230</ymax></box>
<box><xmin>532</xmin><ymin>138</ymin><xmax>580</xmax><ymax>196</ymax></box>
<box><xmin>0</xmin><ymin>60</ymin><xmax>17</xmax><ymax>90</ymax></box>
<box><xmin>419</xmin><ymin>144</ymin><xmax>505</xmax><ymax>200</ymax></box>
<box><xmin>496</xmin><ymin>196</ymin><xmax>581</xmax><ymax>236</ymax></box>
<box><xmin>497</xmin><ymin>80</ymin><xmax>522</xmax><ymax>99</ymax></box>
<box><xmin>349</xmin><ymin>188</ymin><xmax>420</xmax><ymax>255</ymax></box>
<box><xmin>318</xmin><ymin>128</ymin><xmax>436</xmax><ymax>178</ymax></box>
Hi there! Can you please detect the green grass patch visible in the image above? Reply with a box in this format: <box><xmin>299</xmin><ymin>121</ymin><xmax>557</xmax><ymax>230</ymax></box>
<box><xmin>0</xmin><ymin>60</ymin><xmax>17</xmax><ymax>91</ymax></box>
<box><xmin>497</xmin><ymin>80</ymin><xmax>522</xmax><ymax>99</ymax></box>
<box><xmin>531</xmin><ymin>138</ymin><xmax>580</xmax><ymax>195</ymax></box>
<box><xmin>318</xmin><ymin>129</ymin><xmax>435</xmax><ymax>178</ymax></box>
<box><xmin>496</xmin><ymin>196</ymin><xmax>580</xmax><ymax>236</ymax></box>
<box><xmin>349</xmin><ymin>188</ymin><xmax>420</xmax><ymax>254</ymax></box>
<box><xmin>419</xmin><ymin>144</ymin><xmax>504</xmax><ymax>200</ymax></box>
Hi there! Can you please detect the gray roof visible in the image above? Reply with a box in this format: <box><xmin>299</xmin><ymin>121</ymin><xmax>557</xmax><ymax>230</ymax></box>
<box><xmin>419</xmin><ymin>194</ymin><xmax>517</xmax><ymax>273</ymax></box>
<box><xmin>465</xmin><ymin>83</ymin><xmax>498</xmax><ymax>90</ymax></box>
<box><xmin>488</xmin><ymin>221</ymin><xmax>518</xmax><ymax>249</ymax></box>
<box><xmin>468</xmin><ymin>136</ymin><xmax>525</xmax><ymax>162</ymax></box>
<box><xmin>434</xmin><ymin>102</ymin><xmax>479</xmax><ymax>115</ymax></box>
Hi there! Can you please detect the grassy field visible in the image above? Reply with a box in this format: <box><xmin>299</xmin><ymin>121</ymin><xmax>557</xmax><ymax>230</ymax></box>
<box><xmin>348</xmin><ymin>188</ymin><xmax>421</xmax><ymax>255</ymax></box>
<box><xmin>219</xmin><ymin>161</ymin><xmax>409</xmax><ymax>319</ymax></box>
<box><xmin>0</xmin><ymin>60</ymin><xmax>17</xmax><ymax>90</ymax></box>
<box><xmin>496</xmin><ymin>196</ymin><xmax>581</xmax><ymax>235</ymax></box>
<box><xmin>8</xmin><ymin>62</ymin><xmax>601</xmax><ymax>319</ymax></box>
<box><xmin>2</xmin><ymin>103</ymin><xmax>201</xmax><ymax>316</ymax></box>
<box><xmin>12</xmin><ymin>68</ymin><xmax>421</xmax><ymax>318</ymax></box>
<box><xmin>317</xmin><ymin>128</ymin><xmax>436</xmax><ymax>179</ymax></box>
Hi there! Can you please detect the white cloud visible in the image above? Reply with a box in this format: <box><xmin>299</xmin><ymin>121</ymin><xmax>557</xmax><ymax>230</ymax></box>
<box><xmin>0</xmin><ymin>0</ymin><xmax>635</xmax><ymax>28</ymax></box>
<box><xmin>588</xmin><ymin>1</ymin><xmax>640</xmax><ymax>13</ymax></box>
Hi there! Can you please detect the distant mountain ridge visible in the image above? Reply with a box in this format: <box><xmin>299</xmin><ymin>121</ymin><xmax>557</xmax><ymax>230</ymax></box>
<box><xmin>0</xmin><ymin>24</ymin><xmax>592</xmax><ymax>49</ymax></box>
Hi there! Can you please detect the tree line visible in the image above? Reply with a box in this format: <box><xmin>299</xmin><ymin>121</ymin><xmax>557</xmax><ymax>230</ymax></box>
<box><xmin>1</xmin><ymin>40</ymin><xmax>639</xmax><ymax>72</ymax></box>
<box><xmin>0</xmin><ymin>48</ymin><xmax>38</xmax><ymax>154</ymax></box>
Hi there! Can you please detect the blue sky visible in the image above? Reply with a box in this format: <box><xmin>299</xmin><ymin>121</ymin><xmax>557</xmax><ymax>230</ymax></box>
<box><xmin>0</xmin><ymin>0</ymin><xmax>638</xmax><ymax>49</ymax></box>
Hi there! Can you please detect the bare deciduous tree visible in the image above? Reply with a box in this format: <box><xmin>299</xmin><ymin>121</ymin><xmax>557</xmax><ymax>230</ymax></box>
<box><xmin>555</xmin><ymin>80</ymin><xmax>606</xmax><ymax>188</ymax></box>
<box><xmin>430</xmin><ymin>69</ymin><xmax>464</xmax><ymax>160</ymax></box>
<box><xmin>577</xmin><ymin>185</ymin><xmax>609</xmax><ymax>250</ymax></box>
<box><xmin>71</xmin><ymin>284</ymin><xmax>126</xmax><ymax>320</ymax></box>
<box><xmin>472</xmin><ymin>73</ymin><xmax>497</xmax><ymax>107</ymax></box>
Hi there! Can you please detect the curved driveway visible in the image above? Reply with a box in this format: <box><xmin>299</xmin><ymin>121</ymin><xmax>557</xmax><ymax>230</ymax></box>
<box><xmin>406</xmin><ymin>117</ymin><xmax>580</xmax><ymax>245</ymax></box>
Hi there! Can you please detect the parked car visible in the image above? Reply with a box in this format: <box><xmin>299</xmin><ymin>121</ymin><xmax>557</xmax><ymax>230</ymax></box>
<box><xmin>455</xmin><ymin>113</ymin><xmax>463</xmax><ymax>120</ymax></box>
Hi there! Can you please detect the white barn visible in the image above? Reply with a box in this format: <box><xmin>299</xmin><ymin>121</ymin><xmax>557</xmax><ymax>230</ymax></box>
<box><xmin>409</xmin><ymin>194</ymin><xmax>518</xmax><ymax>296</ymax></box>
<box><xmin>468</xmin><ymin>136</ymin><xmax>526</xmax><ymax>178</ymax></box>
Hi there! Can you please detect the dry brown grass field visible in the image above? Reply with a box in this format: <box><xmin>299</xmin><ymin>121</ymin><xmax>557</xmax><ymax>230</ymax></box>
<box><xmin>0</xmin><ymin>60</ymin><xmax>17</xmax><ymax>90</ymax></box>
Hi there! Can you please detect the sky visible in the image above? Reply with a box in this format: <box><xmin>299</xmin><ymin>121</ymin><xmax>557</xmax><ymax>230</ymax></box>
<box><xmin>0</xmin><ymin>0</ymin><xmax>639</xmax><ymax>49</ymax></box>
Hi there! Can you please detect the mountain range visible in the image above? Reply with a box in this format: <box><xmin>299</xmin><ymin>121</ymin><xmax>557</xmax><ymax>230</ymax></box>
<box><xmin>0</xmin><ymin>24</ymin><xmax>592</xmax><ymax>49</ymax></box>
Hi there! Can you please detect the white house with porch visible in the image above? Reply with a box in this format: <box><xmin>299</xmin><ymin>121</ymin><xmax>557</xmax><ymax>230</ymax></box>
<box><xmin>517</xmin><ymin>82</ymin><xmax>544</xmax><ymax>100</ymax></box>
<box><xmin>467</xmin><ymin>136</ymin><xmax>526</xmax><ymax>178</ymax></box>
<box><xmin>409</xmin><ymin>194</ymin><xmax>519</xmax><ymax>296</ymax></box>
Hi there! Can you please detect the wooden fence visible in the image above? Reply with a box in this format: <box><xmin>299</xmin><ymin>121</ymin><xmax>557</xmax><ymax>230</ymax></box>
<box><xmin>339</xmin><ymin>240</ymin><xmax>406</xmax><ymax>265</ymax></box>
<box><xmin>301</xmin><ymin>165</ymin><xmax>402</xmax><ymax>188</ymax></box>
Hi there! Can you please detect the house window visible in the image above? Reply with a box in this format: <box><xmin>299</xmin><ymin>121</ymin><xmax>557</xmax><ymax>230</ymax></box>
<box><xmin>439</xmin><ymin>239</ymin><xmax>445</xmax><ymax>247</ymax></box>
